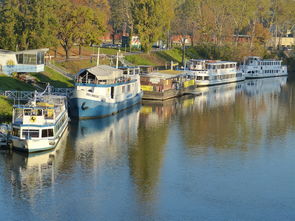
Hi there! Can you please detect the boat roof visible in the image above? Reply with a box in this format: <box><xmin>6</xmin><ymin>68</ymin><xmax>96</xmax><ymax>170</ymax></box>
<box><xmin>207</xmin><ymin>61</ymin><xmax>237</xmax><ymax>65</ymax></box>
<box><xmin>77</xmin><ymin>65</ymin><xmax>123</xmax><ymax>80</ymax></box>
<box><xmin>189</xmin><ymin>59</ymin><xmax>236</xmax><ymax>65</ymax></box>
<box><xmin>246</xmin><ymin>56</ymin><xmax>282</xmax><ymax>62</ymax></box>
<box><xmin>143</xmin><ymin>72</ymin><xmax>182</xmax><ymax>79</ymax></box>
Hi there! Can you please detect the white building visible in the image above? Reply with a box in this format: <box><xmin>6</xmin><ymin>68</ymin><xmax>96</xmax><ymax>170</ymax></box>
<box><xmin>0</xmin><ymin>48</ymin><xmax>48</xmax><ymax>75</ymax></box>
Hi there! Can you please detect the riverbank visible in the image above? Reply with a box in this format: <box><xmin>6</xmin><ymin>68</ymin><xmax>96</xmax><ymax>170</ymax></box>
<box><xmin>0</xmin><ymin>96</ymin><xmax>12</xmax><ymax>120</ymax></box>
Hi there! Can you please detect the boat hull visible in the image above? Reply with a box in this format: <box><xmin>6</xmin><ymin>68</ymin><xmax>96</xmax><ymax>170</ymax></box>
<box><xmin>195</xmin><ymin>77</ymin><xmax>245</xmax><ymax>87</ymax></box>
<box><xmin>70</xmin><ymin>92</ymin><xmax>143</xmax><ymax>119</ymax></box>
<box><xmin>245</xmin><ymin>73</ymin><xmax>288</xmax><ymax>79</ymax></box>
<box><xmin>12</xmin><ymin>123</ymin><xmax>68</xmax><ymax>153</ymax></box>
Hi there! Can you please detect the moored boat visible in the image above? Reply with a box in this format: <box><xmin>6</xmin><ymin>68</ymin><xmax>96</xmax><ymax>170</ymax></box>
<box><xmin>11</xmin><ymin>87</ymin><xmax>69</xmax><ymax>153</ymax></box>
<box><xmin>69</xmin><ymin>65</ymin><xmax>142</xmax><ymax>119</ymax></box>
<box><xmin>186</xmin><ymin>59</ymin><xmax>245</xmax><ymax>86</ymax></box>
<box><xmin>140</xmin><ymin>71</ymin><xmax>196</xmax><ymax>100</ymax></box>
<box><xmin>242</xmin><ymin>56</ymin><xmax>288</xmax><ymax>79</ymax></box>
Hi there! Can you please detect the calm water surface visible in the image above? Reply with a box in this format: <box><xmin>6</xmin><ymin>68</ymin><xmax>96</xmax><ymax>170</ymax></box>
<box><xmin>1</xmin><ymin>76</ymin><xmax>295</xmax><ymax>220</ymax></box>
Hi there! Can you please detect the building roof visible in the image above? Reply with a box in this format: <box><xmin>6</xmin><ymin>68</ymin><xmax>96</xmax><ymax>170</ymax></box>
<box><xmin>77</xmin><ymin>65</ymin><xmax>123</xmax><ymax>80</ymax></box>
<box><xmin>0</xmin><ymin>49</ymin><xmax>15</xmax><ymax>54</ymax></box>
<box><xmin>14</xmin><ymin>48</ymin><xmax>49</xmax><ymax>54</ymax></box>
<box><xmin>0</xmin><ymin>48</ymin><xmax>49</xmax><ymax>55</ymax></box>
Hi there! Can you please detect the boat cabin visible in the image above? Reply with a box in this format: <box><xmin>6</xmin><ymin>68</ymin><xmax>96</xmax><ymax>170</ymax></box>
<box><xmin>244</xmin><ymin>56</ymin><xmax>282</xmax><ymax>66</ymax></box>
<box><xmin>12</xmin><ymin>96</ymin><xmax>67</xmax><ymax>140</ymax></box>
<box><xmin>141</xmin><ymin>72</ymin><xmax>185</xmax><ymax>92</ymax></box>
<box><xmin>76</xmin><ymin>65</ymin><xmax>137</xmax><ymax>85</ymax></box>
<box><xmin>187</xmin><ymin>59</ymin><xmax>237</xmax><ymax>71</ymax></box>
<box><xmin>13</xmin><ymin>96</ymin><xmax>66</xmax><ymax>125</ymax></box>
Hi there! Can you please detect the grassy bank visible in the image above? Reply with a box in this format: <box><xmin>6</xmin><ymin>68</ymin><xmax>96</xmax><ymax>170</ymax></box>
<box><xmin>0</xmin><ymin>74</ymin><xmax>36</xmax><ymax>91</ymax></box>
<box><xmin>0</xmin><ymin>96</ymin><xmax>13</xmax><ymax>120</ymax></box>
<box><xmin>31</xmin><ymin>66</ymin><xmax>74</xmax><ymax>88</ymax></box>
<box><xmin>55</xmin><ymin>58</ymin><xmax>113</xmax><ymax>74</ymax></box>
<box><xmin>124</xmin><ymin>43</ymin><xmax>272</xmax><ymax>66</ymax></box>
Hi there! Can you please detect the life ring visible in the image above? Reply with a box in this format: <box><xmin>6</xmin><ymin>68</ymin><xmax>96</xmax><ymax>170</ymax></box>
<box><xmin>30</xmin><ymin>116</ymin><xmax>37</xmax><ymax>123</ymax></box>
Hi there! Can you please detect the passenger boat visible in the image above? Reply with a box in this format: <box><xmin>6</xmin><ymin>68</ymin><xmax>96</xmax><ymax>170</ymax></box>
<box><xmin>11</xmin><ymin>87</ymin><xmax>69</xmax><ymax>153</ymax></box>
<box><xmin>69</xmin><ymin>65</ymin><xmax>142</xmax><ymax>119</ymax></box>
<box><xmin>242</xmin><ymin>56</ymin><xmax>288</xmax><ymax>79</ymax></box>
<box><xmin>186</xmin><ymin>59</ymin><xmax>245</xmax><ymax>86</ymax></box>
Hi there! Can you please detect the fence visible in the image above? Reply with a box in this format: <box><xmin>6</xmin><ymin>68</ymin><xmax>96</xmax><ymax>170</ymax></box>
<box><xmin>0</xmin><ymin>88</ymin><xmax>74</xmax><ymax>101</ymax></box>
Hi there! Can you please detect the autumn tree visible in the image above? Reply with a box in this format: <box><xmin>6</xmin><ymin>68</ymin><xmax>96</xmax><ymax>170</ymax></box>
<box><xmin>56</xmin><ymin>0</ymin><xmax>109</xmax><ymax>59</ymax></box>
<box><xmin>131</xmin><ymin>0</ymin><xmax>176</xmax><ymax>53</ymax></box>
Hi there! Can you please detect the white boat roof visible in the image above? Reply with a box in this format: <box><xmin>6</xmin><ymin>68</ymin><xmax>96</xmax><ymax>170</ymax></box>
<box><xmin>246</xmin><ymin>56</ymin><xmax>282</xmax><ymax>62</ymax></box>
<box><xmin>189</xmin><ymin>59</ymin><xmax>236</xmax><ymax>65</ymax></box>
<box><xmin>77</xmin><ymin>65</ymin><xmax>123</xmax><ymax>80</ymax></box>
<box><xmin>144</xmin><ymin>72</ymin><xmax>182</xmax><ymax>79</ymax></box>
<box><xmin>207</xmin><ymin>61</ymin><xmax>237</xmax><ymax>65</ymax></box>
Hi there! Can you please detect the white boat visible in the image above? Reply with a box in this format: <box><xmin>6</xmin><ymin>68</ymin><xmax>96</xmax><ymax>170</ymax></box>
<box><xmin>242</xmin><ymin>56</ymin><xmax>288</xmax><ymax>79</ymax></box>
<box><xmin>186</xmin><ymin>59</ymin><xmax>245</xmax><ymax>86</ymax></box>
<box><xmin>69</xmin><ymin>65</ymin><xmax>142</xmax><ymax>119</ymax></box>
<box><xmin>11</xmin><ymin>86</ymin><xmax>69</xmax><ymax>153</ymax></box>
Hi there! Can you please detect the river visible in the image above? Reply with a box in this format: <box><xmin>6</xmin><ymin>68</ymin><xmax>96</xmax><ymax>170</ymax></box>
<box><xmin>1</xmin><ymin>76</ymin><xmax>295</xmax><ymax>220</ymax></box>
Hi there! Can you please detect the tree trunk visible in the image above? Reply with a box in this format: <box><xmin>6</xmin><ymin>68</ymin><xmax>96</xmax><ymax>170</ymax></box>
<box><xmin>112</xmin><ymin>33</ymin><xmax>115</xmax><ymax>45</ymax></box>
<box><xmin>66</xmin><ymin>50</ymin><xmax>69</xmax><ymax>60</ymax></box>
<box><xmin>79</xmin><ymin>44</ymin><xmax>82</xmax><ymax>57</ymax></box>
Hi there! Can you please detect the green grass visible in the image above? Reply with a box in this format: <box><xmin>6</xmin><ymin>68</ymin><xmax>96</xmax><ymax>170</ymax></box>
<box><xmin>155</xmin><ymin>48</ymin><xmax>183</xmax><ymax>64</ymax></box>
<box><xmin>125</xmin><ymin>54</ymin><xmax>158</xmax><ymax>66</ymax></box>
<box><xmin>0</xmin><ymin>96</ymin><xmax>13</xmax><ymax>119</ymax></box>
<box><xmin>31</xmin><ymin>67</ymin><xmax>74</xmax><ymax>88</ymax></box>
<box><xmin>55</xmin><ymin>58</ymin><xmax>111</xmax><ymax>74</ymax></box>
<box><xmin>0</xmin><ymin>74</ymin><xmax>36</xmax><ymax>91</ymax></box>
<box><xmin>125</xmin><ymin>49</ymin><xmax>184</xmax><ymax>66</ymax></box>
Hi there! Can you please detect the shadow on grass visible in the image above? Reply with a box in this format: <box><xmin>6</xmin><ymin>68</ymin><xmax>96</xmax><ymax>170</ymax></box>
<box><xmin>0</xmin><ymin>75</ymin><xmax>35</xmax><ymax>91</ymax></box>
<box><xmin>32</xmin><ymin>73</ymin><xmax>74</xmax><ymax>88</ymax></box>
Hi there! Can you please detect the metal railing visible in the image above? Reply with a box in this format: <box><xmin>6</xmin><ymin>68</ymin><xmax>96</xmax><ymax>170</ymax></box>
<box><xmin>0</xmin><ymin>87</ymin><xmax>74</xmax><ymax>101</ymax></box>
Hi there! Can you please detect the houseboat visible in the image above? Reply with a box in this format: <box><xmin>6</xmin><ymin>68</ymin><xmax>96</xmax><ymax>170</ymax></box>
<box><xmin>11</xmin><ymin>89</ymin><xmax>69</xmax><ymax>153</ymax></box>
<box><xmin>242</xmin><ymin>56</ymin><xmax>288</xmax><ymax>79</ymax></box>
<box><xmin>140</xmin><ymin>71</ymin><xmax>195</xmax><ymax>100</ymax></box>
<box><xmin>70</xmin><ymin>65</ymin><xmax>142</xmax><ymax>119</ymax></box>
<box><xmin>186</xmin><ymin>59</ymin><xmax>245</xmax><ymax>86</ymax></box>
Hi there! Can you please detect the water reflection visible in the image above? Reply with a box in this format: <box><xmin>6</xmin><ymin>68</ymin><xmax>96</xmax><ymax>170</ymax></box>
<box><xmin>0</xmin><ymin>129</ymin><xmax>69</xmax><ymax>203</ymax></box>
<box><xmin>129</xmin><ymin>100</ymin><xmax>176</xmax><ymax>202</ymax></box>
<box><xmin>1</xmin><ymin>76</ymin><xmax>295</xmax><ymax>220</ymax></box>
<box><xmin>71</xmin><ymin>105</ymin><xmax>141</xmax><ymax>171</ymax></box>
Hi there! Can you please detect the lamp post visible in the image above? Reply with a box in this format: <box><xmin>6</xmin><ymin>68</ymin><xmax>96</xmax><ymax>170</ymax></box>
<box><xmin>182</xmin><ymin>37</ymin><xmax>187</xmax><ymax>69</ymax></box>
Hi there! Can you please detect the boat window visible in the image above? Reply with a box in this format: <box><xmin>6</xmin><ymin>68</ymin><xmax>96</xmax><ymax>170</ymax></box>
<box><xmin>12</xmin><ymin>128</ymin><xmax>20</xmax><ymax>137</ymax></box>
<box><xmin>24</xmin><ymin>109</ymin><xmax>32</xmax><ymax>116</ymax></box>
<box><xmin>127</xmin><ymin>85</ymin><xmax>131</xmax><ymax>92</ymax></box>
<box><xmin>122</xmin><ymin>86</ymin><xmax>125</xmax><ymax>93</ymax></box>
<box><xmin>111</xmin><ymin>87</ymin><xmax>114</xmax><ymax>99</ymax></box>
<box><xmin>42</xmin><ymin>129</ymin><xmax>54</xmax><ymax>138</ymax></box>
<box><xmin>22</xmin><ymin>129</ymin><xmax>39</xmax><ymax>138</ymax></box>
<box><xmin>44</xmin><ymin>109</ymin><xmax>54</xmax><ymax>119</ymax></box>
<box><xmin>204</xmin><ymin>76</ymin><xmax>209</xmax><ymax>80</ymax></box>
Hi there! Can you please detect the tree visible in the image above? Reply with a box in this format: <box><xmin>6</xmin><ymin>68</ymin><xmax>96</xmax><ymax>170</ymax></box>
<box><xmin>109</xmin><ymin>0</ymin><xmax>128</xmax><ymax>44</ymax></box>
<box><xmin>131</xmin><ymin>0</ymin><xmax>175</xmax><ymax>53</ymax></box>
<box><xmin>0</xmin><ymin>0</ymin><xmax>58</xmax><ymax>51</ymax></box>
<box><xmin>56</xmin><ymin>0</ymin><xmax>108</xmax><ymax>59</ymax></box>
